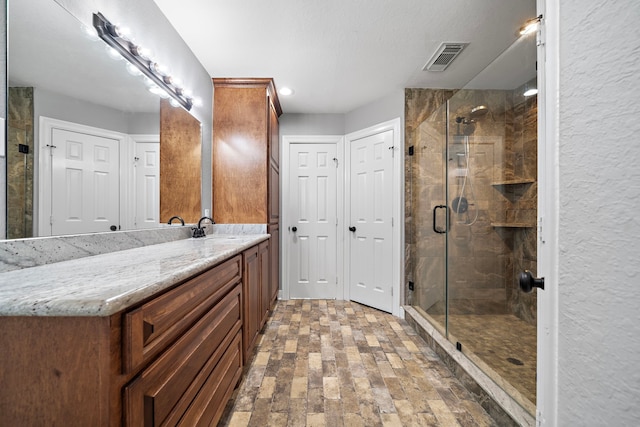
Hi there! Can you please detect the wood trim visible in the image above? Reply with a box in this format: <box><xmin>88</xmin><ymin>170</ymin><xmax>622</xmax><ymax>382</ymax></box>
<box><xmin>213</xmin><ymin>78</ymin><xmax>282</xmax><ymax>116</ymax></box>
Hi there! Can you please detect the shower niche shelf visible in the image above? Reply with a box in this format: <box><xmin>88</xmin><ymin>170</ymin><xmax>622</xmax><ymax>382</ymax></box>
<box><xmin>491</xmin><ymin>222</ymin><xmax>535</xmax><ymax>228</ymax></box>
<box><xmin>491</xmin><ymin>178</ymin><xmax>535</xmax><ymax>186</ymax></box>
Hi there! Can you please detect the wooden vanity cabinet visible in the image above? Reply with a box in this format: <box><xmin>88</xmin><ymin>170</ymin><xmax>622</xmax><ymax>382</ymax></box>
<box><xmin>268</xmin><ymin>224</ymin><xmax>280</xmax><ymax>304</ymax></box>
<box><xmin>213</xmin><ymin>78</ymin><xmax>281</xmax><ymax>312</ymax></box>
<box><xmin>212</xmin><ymin>78</ymin><xmax>282</xmax><ymax>225</ymax></box>
<box><xmin>123</xmin><ymin>255</ymin><xmax>243</xmax><ymax>426</ymax></box>
<box><xmin>0</xmin><ymin>252</ymin><xmax>252</xmax><ymax>427</ymax></box>
<box><xmin>242</xmin><ymin>240</ymin><xmax>270</xmax><ymax>363</ymax></box>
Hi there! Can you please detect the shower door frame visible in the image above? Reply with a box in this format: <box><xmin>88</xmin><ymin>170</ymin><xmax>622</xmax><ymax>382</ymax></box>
<box><xmin>534</xmin><ymin>0</ymin><xmax>559</xmax><ymax>424</ymax></box>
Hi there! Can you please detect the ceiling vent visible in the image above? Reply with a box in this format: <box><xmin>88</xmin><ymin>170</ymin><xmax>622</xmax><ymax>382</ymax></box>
<box><xmin>423</xmin><ymin>42</ymin><xmax>469</xmax><ymax>72</ymax></box>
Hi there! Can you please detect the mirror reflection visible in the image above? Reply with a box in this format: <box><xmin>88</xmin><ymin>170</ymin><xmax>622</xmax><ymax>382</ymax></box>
<box><xmin>7</xmin><ymin>0</ymin><xmax>201</xmax><ymax>239</ymax></box>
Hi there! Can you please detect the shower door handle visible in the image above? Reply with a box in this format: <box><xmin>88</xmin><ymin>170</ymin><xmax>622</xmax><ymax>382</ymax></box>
<box><xmin>519</xmin><ymin>270</ymin><xmax>545</xmax><ymax>293</ymax></box>
<box><xmin>433</xmin><ymin>205</ymin><xmax>449</xmax><ymax>234</ymax></box>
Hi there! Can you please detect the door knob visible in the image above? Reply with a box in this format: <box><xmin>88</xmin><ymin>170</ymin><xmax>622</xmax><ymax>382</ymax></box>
<box><xmin>519</xmin><ymin>270</ymin><xmax>544</xmax><ymax>293</ymax></box>
<box><xmin>110</xmin><ymin>225</ymin><xmax>117</xmax><ymax>231</ymax></box>
<box><xmin>292</xmin><ymin>226</ymin><xmax>297</xmax><ymax>232</ymax></box>
<box><xmin>349</xmin><ymin>226</ymin><xmax>356</xmax><ymax>232</ymax></box>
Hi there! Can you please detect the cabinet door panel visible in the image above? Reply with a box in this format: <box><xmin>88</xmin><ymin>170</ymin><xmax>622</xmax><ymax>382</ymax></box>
<box><xmin>269</xmin><ymin>164</ymin><xmax>279</xmax><ymax>224</ymax></box>
<box><xmin>259</xmin><ymin>240</ymin><xmax>270</xmax><ymax>329</ymax></box>
<box><xmin>269</xmin><ymin>225</ymin><xmax>280</xmax><ymax>303</ymax></box>
<box><xmin>242</xmin><ymin>245</ymin><xmax>260</xmax><ymax>362</ymax></box>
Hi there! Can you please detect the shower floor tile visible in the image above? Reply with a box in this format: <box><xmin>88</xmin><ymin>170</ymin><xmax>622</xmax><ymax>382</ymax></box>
<box><xmin>430</xmin><ymin>313</ymin><xmax>536</xmax><ymax>405</ymax></box>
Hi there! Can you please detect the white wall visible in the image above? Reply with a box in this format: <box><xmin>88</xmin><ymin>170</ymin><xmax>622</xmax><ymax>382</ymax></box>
<box><xmin>280</xmin><ymin>113</ymin><xmax>345</xmax><ymax>136</ymax></box>
<box><xmin>557</xmin><ymin>0</ymin><xmax>640</xmax><ymax>424</ymax></box>
<box><xmin>344</xmin><ymin>89</ymin><xmax>404</xmax><ymax>134</ymax></box>
<box><xmin>280</xmin><ymin>90</ymin><xmax>404</xmax><ymax>143</ymax></box>
<box><xmin>33</xmin><ymin>88</ymin><xmax>159</xmax><ymax>135</ymax></box>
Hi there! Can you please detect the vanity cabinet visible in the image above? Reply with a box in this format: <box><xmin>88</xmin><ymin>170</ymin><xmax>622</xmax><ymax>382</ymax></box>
<box><xmin>0</xmin><ymin>248</ymin><xmax>266</xmax><ymax>427</ymax></box>
<box><xmin>242</xmin><ymin>240</ymin><xmax>270</xmax><ymax>362</ymax></box>
<box><xmin>212</xmin><ymin>78</ymin><xmax>281</xmax><ymax>225</ymax></box>
<box><xmin>212</xmin><ymin>78</ymin><xmax>282</xmax><ymax>310</ymax></box>
<box><xmin>268</xmin><ymin>224</ymin><xmax>280</xmax><ymax>304</ymax></box>
<box><xmin>123</xmin><ymin>255</ymin><xmax>243</xmax><ymax>426</ymax></box>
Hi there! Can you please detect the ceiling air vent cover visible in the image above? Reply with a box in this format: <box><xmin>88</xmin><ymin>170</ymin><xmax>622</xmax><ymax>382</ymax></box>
<box><xmin>423</xmin><ymin>42</ymin><xmax>469</xmax><ymax>72</ymax></box>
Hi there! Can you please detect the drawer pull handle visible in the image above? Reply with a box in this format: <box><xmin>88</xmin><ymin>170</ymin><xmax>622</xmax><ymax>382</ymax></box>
<box><xmin>143</xmin><ymin>320</ymin><xmax>155</xmax><ymax>343</ymax></box>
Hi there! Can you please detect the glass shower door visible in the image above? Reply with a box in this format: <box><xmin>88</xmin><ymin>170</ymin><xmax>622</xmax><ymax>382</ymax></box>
<box><xmin>409</xmin><ymin>28</ymin><xmax>539</xmax><ymax>415</ymax></box>
<box><xmin>445</xmin><ymin>34</ymin><xmax>539</xmax><ymax>410</ymax></box>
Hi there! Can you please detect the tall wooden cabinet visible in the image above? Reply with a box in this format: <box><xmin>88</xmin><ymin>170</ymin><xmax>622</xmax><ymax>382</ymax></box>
<box><xmin>212</xmin><ymin>78</ymin><xmax>282</xmax><ymax>307</ymax></box>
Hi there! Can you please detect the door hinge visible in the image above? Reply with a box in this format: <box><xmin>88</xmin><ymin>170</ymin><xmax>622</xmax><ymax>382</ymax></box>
<box><xmin>408</xmin><ymin>146</ymin><xmax>414</xmax><ymax>156</ymax></box>
<box><xmin>391</xmin><ymin>217</ymin><xmax>394</xmax><ymax>227</ymax></box>
<box><xmin>391</xmin><ymin>287</ymin><xmax>393</xmax><ymax>296</ymax></box>
<box><xmin>49</xmin><ymin>215</ymin><xmax>54</xmax><ymax>225</ymax></box>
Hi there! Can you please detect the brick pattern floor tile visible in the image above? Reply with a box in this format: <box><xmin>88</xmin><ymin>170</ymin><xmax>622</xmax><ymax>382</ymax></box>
<box><xmin>218</xmin><ymin>300</ymin><xmax>498</xmax><ymax>427</ymax></box>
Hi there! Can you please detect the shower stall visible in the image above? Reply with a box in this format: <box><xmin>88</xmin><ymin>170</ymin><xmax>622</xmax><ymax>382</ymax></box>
<box><xmin>406</xmin><ymin>32</ymin><xmax>538</xmax><ymax>417</ymax></box>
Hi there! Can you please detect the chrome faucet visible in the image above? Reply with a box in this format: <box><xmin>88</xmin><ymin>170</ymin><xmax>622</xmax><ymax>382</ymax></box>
<box><xmin>167</xmin><ymin>216</ymin><xmax>185</xmax><ymax>226</ymax></box>
<box><xmin>192</xmin><ymin>216</ymin><xmax>215</xmax><ymax>238</ymax></box>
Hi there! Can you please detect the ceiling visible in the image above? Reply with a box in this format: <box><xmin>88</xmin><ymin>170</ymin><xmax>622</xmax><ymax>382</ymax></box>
<box><xmin>9</xmin><ymin>0</ymin><xmax>162</xmax><ymax>113</ymax></box>
<box><xmin>153</xmin><ymin>0</ymin><xmax>537</xmax><ymax>114</ymax></box>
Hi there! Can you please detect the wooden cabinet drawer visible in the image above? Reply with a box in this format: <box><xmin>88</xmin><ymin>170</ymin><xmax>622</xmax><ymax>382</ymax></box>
<box><xmin>124</xmin><ymin>284</ymin><xmax>242</xmax><ymax>426</ymax></box>
<box><xmin>123</xmin><ymin>255</ymin><xmax>241</xmax><ymax>373</ymax></box>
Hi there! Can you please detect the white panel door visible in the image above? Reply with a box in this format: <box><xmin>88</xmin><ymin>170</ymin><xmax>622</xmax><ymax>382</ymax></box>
<box><xmin>134</xmin><ymin>141</ymin><xmax>160</xmax><ymax>228</ymax></box>
<box><xmin>288</xmin><ymin>143</ymin><xmax>338</xmax><ymax>299</ymax></box>
<box><xmin>50</xmin><ymin>129</ymin><xmax>120</xmax><ymax>235</ymax></box>
<box><xmin>348</xmin><ymin>130</ymin><xmax>394</xmax><ymax>312</ymax></box>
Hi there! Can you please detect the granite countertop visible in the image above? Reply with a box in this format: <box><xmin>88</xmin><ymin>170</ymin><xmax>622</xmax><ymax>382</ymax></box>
<box><xmin>0</xmin><ymin>234</ymin><xmax>268</xmax><ymax>317</ymax></box>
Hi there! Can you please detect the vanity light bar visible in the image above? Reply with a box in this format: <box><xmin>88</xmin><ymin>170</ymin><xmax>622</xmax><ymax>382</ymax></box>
<box><xmin>92</xmin><ymin>12</ymin><xmax>193</xmax><ymax>111</ymax></box>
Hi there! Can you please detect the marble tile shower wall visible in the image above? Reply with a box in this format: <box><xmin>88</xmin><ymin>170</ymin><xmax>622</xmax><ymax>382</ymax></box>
<box><xmin>404</xmin><ymin>89</ymin><xmax>452</xmax><ymax>312</ymax></box>
<box><xmin>507</xmin><ymin>81</ymin><xmax>538</xmax><ymax>325</ymax></box>
<box><xmin>7</xmin><ymin>87</ymin><xmax>34</xmax><ymax>240</ymax></box>
<box><xmin>404</xmin><ymin>87</ymin><xmax>537</xmax><ymax>325</ymax></box>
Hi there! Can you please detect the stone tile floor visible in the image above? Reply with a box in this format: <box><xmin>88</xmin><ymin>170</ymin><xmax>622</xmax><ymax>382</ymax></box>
<box><xmin>218</xmin><ymin>299</ymin><xmax>498</xmax><ymax>426</ymax></box>
<box><xmin>431</xmin><ymin>313</ymin><xmax>537</xmax><ymax>405</ymax></box>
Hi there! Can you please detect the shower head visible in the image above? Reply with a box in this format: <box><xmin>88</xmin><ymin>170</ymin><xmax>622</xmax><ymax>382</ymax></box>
<box><xmin>469</xmin><ymin>105</ymin><xmax>489</xmax><ymax>119</ymax></box>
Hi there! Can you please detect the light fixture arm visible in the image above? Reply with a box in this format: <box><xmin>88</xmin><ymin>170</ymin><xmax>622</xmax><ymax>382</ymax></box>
<box><xmin>92</xmin><ymin>12</ymin><xmax>193</xmax><ymax>111</ymax></box>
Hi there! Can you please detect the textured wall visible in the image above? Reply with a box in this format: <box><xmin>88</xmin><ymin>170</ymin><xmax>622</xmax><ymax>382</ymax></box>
<box><xmin>557</xmin><ymin>0</ymin><xmax>640</xmax><ymax>424</ymax></box>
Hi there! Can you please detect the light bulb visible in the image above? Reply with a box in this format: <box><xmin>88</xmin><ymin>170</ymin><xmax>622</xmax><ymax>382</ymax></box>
<box><xmin>126</xmin><ymin>63</ymin><xmax>142</xmax><ymax>76</ymax></box>
<box><xmin>106</xmin><ymin>46</ymin><xmax>121</xmax><ymax>60</ymax></box>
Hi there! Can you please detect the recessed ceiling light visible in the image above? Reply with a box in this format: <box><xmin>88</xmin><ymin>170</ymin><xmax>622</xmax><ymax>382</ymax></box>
<box><xmin>279</xmin><ymin>87</ymin><xmax>294</xmax><ymax>96</ymax></box>
<box><xmin>523</xmin><ymin>88</ymin><xmax>538</xmax><ymax>97</ymax></box>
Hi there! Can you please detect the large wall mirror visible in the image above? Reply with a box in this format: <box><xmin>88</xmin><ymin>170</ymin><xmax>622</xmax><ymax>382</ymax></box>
<box><xmin>6</xmin><ymin>0</ymin><xmax>205</xmax><ymax>239</ymax></box>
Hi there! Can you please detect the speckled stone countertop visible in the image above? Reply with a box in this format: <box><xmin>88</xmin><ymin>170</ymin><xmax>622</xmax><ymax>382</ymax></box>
<box><xmin>0</xmin><ymin>234</ymin><xmax>268</xmax><ymax>317</ymax></box>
